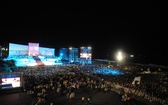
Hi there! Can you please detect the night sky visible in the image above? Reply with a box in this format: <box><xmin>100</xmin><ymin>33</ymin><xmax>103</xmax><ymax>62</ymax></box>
<box><xmin>1</xmin><ymin>1</ymin><xmax>167</xmax><ymax>66</ymax></box>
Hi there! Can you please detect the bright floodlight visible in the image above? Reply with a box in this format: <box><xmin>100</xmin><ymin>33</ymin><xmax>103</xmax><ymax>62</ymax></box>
<box><xmin>116</xmin><ymin>51</ymin><xmax>123</xmax><ymax>62</ymax></box>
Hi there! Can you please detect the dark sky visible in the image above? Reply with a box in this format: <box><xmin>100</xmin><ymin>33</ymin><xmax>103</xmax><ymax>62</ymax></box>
<box><xmin>0</xmin><ymin>1</ymin><xmax>167</xmax><ymax>66</ymax></box>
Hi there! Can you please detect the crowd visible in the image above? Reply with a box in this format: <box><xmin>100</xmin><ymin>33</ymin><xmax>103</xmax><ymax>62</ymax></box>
<box><xmin>1</xmin><ymin>63</ymin><xmax>168</xmax><ymax>105</ymax></box>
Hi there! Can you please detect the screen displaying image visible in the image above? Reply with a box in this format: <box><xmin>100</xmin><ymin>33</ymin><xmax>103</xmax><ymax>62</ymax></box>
<box><xmin>28</xmin><ymin>43</ymin><xmax>39</xmax><ymax>56</ymax></box>
<box><xmin>1</xmin><ymin>74</ymin><xmax>21</xmax><ymax>89</ymax></box>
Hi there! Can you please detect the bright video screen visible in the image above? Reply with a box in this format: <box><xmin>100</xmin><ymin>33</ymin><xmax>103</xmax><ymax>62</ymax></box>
<box><xmin>28</xmin><ymin>43</ymin><xmax>39</xmax><ymax>56</ymax></box>
<box><xmin>1</xmin><ymin>74</ymin><xmax>21</xmax><ymax>89</ymax></box>
<box><xmin>9</xmin><ymin>43</ymin><xmax>28</xmax><ymax>56</ymax></box>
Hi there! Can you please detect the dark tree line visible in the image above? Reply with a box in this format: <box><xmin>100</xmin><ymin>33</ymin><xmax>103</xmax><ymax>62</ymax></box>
<box><xmin>0</xmin><ymin>59</ymin><xmax>16</xmax><ymax>72</ymax></box>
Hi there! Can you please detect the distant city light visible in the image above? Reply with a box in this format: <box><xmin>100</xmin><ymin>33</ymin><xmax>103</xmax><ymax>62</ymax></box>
<box><xmin>130</xmin><ymin>55</ymin><xmax>134</xmax><ymax>57</ymax></box>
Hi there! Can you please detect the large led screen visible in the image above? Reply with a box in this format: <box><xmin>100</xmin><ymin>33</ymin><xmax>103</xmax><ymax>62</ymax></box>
<box><xmin>1</xmin><ymin>74</ymin><xmax>21</xmax><ymax>89</ymax></box>
<box><xmin>39</xmin><ymin>47</ymin><xmax>55</xmax><ymax>56</ymax></box>
<box><xmin>28</xmin><ymin>43</ymin><xmax>39</xmax><ymax>56</ymax></box>
<box><xmin>9</xmin><ymin>43</ymin><xmax>28</xmax><ymax>56</ymax></box>
<box><xmin>80</xmin><ymin>47</ymin><xmax>92</xmax><ymax>59</ymax></box>
<box><xmin>80</xmin><ymin>53</ymin><xmax>92</xmax><ymax>60</ymax></box>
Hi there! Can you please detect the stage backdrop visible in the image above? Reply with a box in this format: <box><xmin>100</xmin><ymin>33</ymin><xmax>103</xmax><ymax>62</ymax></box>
<box><xmin>39</xmin><ymin>47</ymin><xmax>55</xmax><ymax>56</ymax></box>
<box><xmin>28</xmin><ymin>43</ymin><xmax>39</xmax><ymax>56</ymax></box>
<box><xmin>9</xmin><ymin>43</ymin><xmax>28</xmax><ymax>56</ymax></box>
<box><xmin>8</xmin><ymin>43</ymin><xmax>55</xmax><ymax>57</ymax></box>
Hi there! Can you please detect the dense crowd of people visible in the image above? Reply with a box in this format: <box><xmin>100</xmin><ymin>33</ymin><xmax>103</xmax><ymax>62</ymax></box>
<box><xmin>1</xmin><ymin>63</ymin><xmax>168</xmax><ymax>105</ymax></box>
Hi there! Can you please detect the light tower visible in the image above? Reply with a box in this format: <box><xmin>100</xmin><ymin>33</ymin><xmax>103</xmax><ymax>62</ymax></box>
<box><xmin>115</xmin><ymin>50</ymin><xmax>125</xmax><ymax>66</ymax></box>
